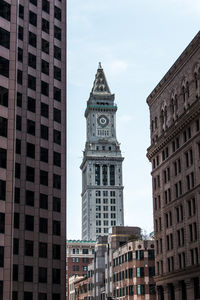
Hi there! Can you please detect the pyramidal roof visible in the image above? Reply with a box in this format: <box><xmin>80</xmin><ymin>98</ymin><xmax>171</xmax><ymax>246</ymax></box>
<box><xmin>91</xmin><ymin>63</ymin><xmax>111</xmax><ymax>95</ymax></box>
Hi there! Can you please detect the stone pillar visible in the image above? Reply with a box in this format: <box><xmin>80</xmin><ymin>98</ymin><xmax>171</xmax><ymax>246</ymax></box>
<box><xmin>174</xmin><ymin>281</ymin><xmax>181</xmax><ymax>300</ymax></box>
<box><xmin>163</xmin><ymin>285</ymin><xmax>170</xmax><ymax>300</ymax></box>
<box><xmin>185</xmin><ymin>279</ymin><xmax>195</xmax><ymax>300</ymax></box>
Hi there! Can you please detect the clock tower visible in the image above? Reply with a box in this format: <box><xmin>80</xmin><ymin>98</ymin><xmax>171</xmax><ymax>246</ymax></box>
<box><xmin>80</xmin><ymin>63</ymin><xmax>124</xmax><ymax>240</ymax></box>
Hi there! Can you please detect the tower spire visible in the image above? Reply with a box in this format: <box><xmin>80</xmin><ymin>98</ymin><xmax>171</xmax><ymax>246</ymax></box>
<box><xmin>91</xmin><ymin>63</ymin><xmax>111</xmax><ymax>95</ymax></box>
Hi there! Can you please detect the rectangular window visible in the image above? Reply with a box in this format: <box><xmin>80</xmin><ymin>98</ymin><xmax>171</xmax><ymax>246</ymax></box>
<box><xmin>0</xmin><ymin>246</ymin><xmax>4</xmax><ymax>267</ymax></box>
<box><xmin>39</xmin><ymin>267</ymin><xmax>47</xmax><ymax>283</ymax></box>
<box><xmin>18</xmin><ymin>47</ymin><xmax>23</xmax><ymax>62</ymax></box>
<box><xmin>14</xmin><ymin>212</ymin><xmax>20</xmax><ymax>229</ymax></box>
<box><xmin>39</xmin><ymin>218</ymin><xmax>48</xmax><ymax>233</ymax></box>
<box><xmin>17</xmin><ymin>92</ymin><xmax>22</xmax><ymax>107</ymax></box>
<box><xmin>0</xmin><ymin>148</ymin><xmax>7</xmax><ymax>168</ymax></box>
<box><xmin>40</xmin><ymin>170</ymin><xmax>48</xmax><ymax>186</ymax></box>
<box><xmin>52</xmin><ymin>269</ymin><xmax>60</xmax><ymax>284</ymax></box>
<box><xmin>53</xmin><ymin>174</ymin><xmax>61</xmax><ymax>189</ymax></box>
<box><xmin>54</xmin><ymin>129</ymin><xmax>61</xmax><ymax>145</ymax></box>
<box><xmin>24</xmin><ymin>266</ymin><xmax>33</xmax><ymax>282</ymax></box>
<box><xmin>0</xmin><ymin>117</ymin><xmax>7</xmax><ymax>137</ymax></box>
<box><xmin>27</xmin><ymin>119</ymin><xmax>35</xmax><ymax>135</ymax></box>
<box><xmin>27</xmin><ymin>97</ymin><xmax>36</xmax><ymax>113</ymax></box>
<box><xmin>53</xmin><ymin>151</ymin><xmax>61</xmax><ymax>166</ymax></box>
<box><xmin>41</xmin><ymin>81</ymin><xmax>49</xmax><ymax>96</ymax></box>
<box><xmin>28</xmin><ymin>53</ymin><xmax>36</xmax><ymax>69</ymax></box>
<box><xmin>53</xmin><ymin>197</ymin><xmax>61</xmax><ymax>212</ymax></box>
<box><xmin>18</xmin><ymin>25</ymin><xmax>23</xmax><ymax>40</ymax></box>
<box><xmin>53</xmin><ymin>244</ymin><xmax>60</xmax><ymax>260</ymax></box>
<box><xmin>41</xmin><ymin>124</ymin><xmax>49</xmax><ymax>140</ymax></box>
<box><xmin>30</xmin><ymin>0</ymin><xmax>37</xmax><ymax>6</ymax></box>
<box><xmin>14</xmin><ymin>187</ymin><xmax>20</xmax><ymax>203</ymax></box>
<box><xmin>42</xmin><ymin>18</ymin><xmax>49</xmax><ymax>34</ymax></box>
<box><xmin>25</xmin><ymin>215</ymin><xmax>34</xmax><ymax>231</ymax></box>
<box><xmin>0</xmin><ymin>56</ymin><xmax>9</xmax><ymax>78</ymax></box>
<box><xmin>54</xmin><ymin>6</ymin><xmax>61</xmax><ymax>20</ymax></box>
<box><xmin>41</xmin><ymin>59</ymin><xmax>49</xmax><ymax>75</ymax></box>
<box><xmin>29</xmin><ymin>31</ymin><xmax>37</xmax><ymax>47</ymax></box>
<box><xmin>42</xmin><ymin>0</ymin><xmax>49</xmax><ymax>13</ymax></box>
<box><xmin>0</xmin><ymin>86</ymin><xmax>8</xmax><ymax>107</ymax></box>
<box><xmin>54</xmin><ymin>66</ymin><xmax>61</xmax><ymax>81</ymax></box>
<box><xmin>40</xmin><ymin>147</ymin><xmax>48</xmax><ymax>163</ymax></box>
<box><xmin>29</xmin><ymin>11</ymin><xmax>37</xmax><ymax>26</ymax></box>
<box><xmin>13</xmin><ymin>238</ymin><xmax>19</xmax><ymax>255</ymax></box>
<box><xmin>39</xmin><ymin>242</ymin><xmax>47</xmax><ymax>258</ymax></box>
<box><xmin>26</xmin><ymin>166</ymin><xmax>35</xmax><ymax>182</ymax></box>
<box><xmin>0</xmin><ymin>27</ymin><xmax>10</xmax><ymax>49</ymax></box>
<box><xmin>26</xmin><ymin>190</ymin><xmax>34</xmax><ymax>206</ymax></box>
<box><xmin>0</xmin><ymin>213</ymin><xmax>5</xmax><ymax>233</ymax></box>
<box><xmin>54</xmin><ymin>25</ymin><xmax>61</xmax><ymax>40</ymax></box>
<box><xmin>40</xmin><ymin>193</ymin><xmax>48</xmax><ymax>209</ymax></box>
<box><xmin>54</xmin><ymin>108</ymin><xmax>61</xmax><ymax>123</ymax></box>
<box><xmin>53</xmin><ymin>220</ymin><xmax>60</xmax><ymax>236</ymax></box>
<box><xmin>42</xmin><ymin>38</ymin><xmax>49</xmax><ymax>54</ymax></box>
<box><xmin>15</xmin><ymin>163</ymin><xmax>21</xmax><ymax>178</ymax></box>
<box><xmin>41</xmin><ymin>102</ymin><xmax>49</xmax><ymax>118</ymax></box>
<box><xmin>54</xmin><ymin>87</ymin><xmax>61</xmax><ymax>101</ymax></box>
<box><xmin>0</xmin><ymin>180</ymin><xmax>6</xmax><ymax>201</ymax></box>
<box><xmin>26</xmin><ymin>142</ymin><xmax>35</xmax><ymax>159</ymax></box>
<box><xmin>19</xmin><ymin>4</ymin><xmax>24</xmax><ymax>19</ymax></box>
<box><xmin>24</xmin><ymin>240</ymin><xmax>33</xmax><ymax>256</ymax></box>
<box><xmin>28</xmin><ymin>74</ymin><xmax>36</xmax><ymax>90</ymax></box>
<box><xmin>0</xmin><ymin>0</ymin><xmax>11</xmax><ymax>21</ymax></box>
<box><xmin>54</xmin><ymin>45</ymin><xmax>61</xmax><ymax>60</ymax></box>
<box><xmin>110</xmin><ymin>165</ymin><xmax>115</xmax><ymax>185</ymax></box>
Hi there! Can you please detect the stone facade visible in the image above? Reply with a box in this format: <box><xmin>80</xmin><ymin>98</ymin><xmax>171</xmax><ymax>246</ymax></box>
<box><xmin>147</xmin><ymin>31</ymin><xmax>200</xmax><ymax>299</ymax></box>
<box><xmin>0</xmin><ymin>0</ymin><xmax>66</xmax><ymax>299</ymax></box>
<box><xmin>80</xmin><ymin>63</ymin><xmax>124</xmax><ymax>241</ymax></box>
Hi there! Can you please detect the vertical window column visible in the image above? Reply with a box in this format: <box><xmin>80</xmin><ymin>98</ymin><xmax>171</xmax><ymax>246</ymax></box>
<box><xmin>102</xmin><ymin>165</ymin><xmax>108</xmax><ymax>186</ymax></box>
<box><xmin>110</xmin><ymin>165</ymin><xmax>115</xmax><ymax>185</ymax></box>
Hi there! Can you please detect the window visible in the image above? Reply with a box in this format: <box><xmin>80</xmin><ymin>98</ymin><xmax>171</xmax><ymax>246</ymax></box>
<box><xmin>17</xmin><ymin>69</ymin><xmax>22</xmax><ymax>84</ymax></box>
<box><xmin>24</xmin><ymin>266</ymin><xmax>33</xmax><ymax>282</ymax></box>
<box><xmin>39</xmin><ymin>218</ymin><xmax>48</xmax><ymax>233</ymax></box>
<box><xmin>40</xmin><ymin>147</ymin><xmax>48</xmax><ymax>163</ymax></box>
<box><xmin>27</xmin><ymin>142</ymin><xmax>35</xmax><ymax>159</ymax></box>
<box><xmin>13</xmin><ymin>238</ymin><xmax>19</xmax><ymax>255</ymax></box>
<box><xmin>18</xmin><ymin>47</ymin><xmax>23</xmax><ymax>62</ymax></box>
<box><xmin>53</xmin><ymin>174</ymin><xmax>61</xmax><ymax>189</ymax></box>
<box><xmin>54</xmin><ymin>108</ymin><xmax>61</xmax><ymax>123</ymax></box>
<box><xmin>53</xmin><ymin>151</ymin><xmax>61</xmax><ymax>166</ymax></box>
<box><xmin>54</xmin><ymin>87</ymin><xmax>61</xmax><ymax>102</ymax></box>
<box><xmin>38</xmin><ymin>293</ymin><xmax>47</xmax><ymax>300</ymax></box>
<box><xmin>24</xmin><ymin>292</ymin><xmax>33</xmax><ymax>300</ymax></box>
<box><xmin>136</xmin><ymin>267</ymin><xmax>144</xmax><ymax>277</ymax></box>
<box><xmin>54</xmin><ymin>129</ymin><xmax>61</xmax><ymax>145</ymax></box>
<box><xmin>0</xmin><ymin>56</ymin><xmax>9</xmax><ymax>78</ymax></box>
<box><xmin>188</xmin><ymin>198</ymin><xmax>196</xmax><ymax>217</ymax></box>
<box><xmin>25</xmin><ymin>215</ymin><xmax>34</xmax><ymax>231</ymax></box>
<box><xmin>42</xmin><ymin>0</ymin><xmax>49</xmax><ymax>13</ymax></box>
<box><xmin>26</xmin><ymin>166</ymin><xmax>35</xmax><ymax>182</ymax></box>
<box><xmin>41</xmin><ymin>59</ymin><xmax>49</xmax><ymax>75</ymax></box>
<box><xmin>19</xmin><ymin>4</ymin><xmax>24</xmax><ymax>18</ymax></box>
<box><xmin>13</xmin><ymin>264</ymin><xmax>18</xmax><ymax>281</ymax></box>
<box><xmin>40</xmin><ymin>193</ymin><xmax>48</xmax><ymax>209</ymax></box>
<box><xmin>26</xmin><ymin>190</ymin><xmax>34</xmax><ymax>206</ymax></box>
<box><xmin>30</xmin><ymin>0</ymin><xmax>37</xmax><ymax>6</ymax></box>
<box><xmin>53</xmin><ymin>244</ymin><xmax>60</xmax><ymax>260</ymax></box>
<box><xmin>41</xmin><ymin>124</ymin><xmax>48</xmax><ymax>140</ymax></box>
<box><xmin>0</xmin><ymin>213</ymin><xmax>5</xmax><ymax>233</ymax></box>
<box><xmin>54</xmin><ymin>66</ymin><xmax>61</xmax><ymax>81</ymax></box>
<box><xmin>53</xmin><ymin>220</ymin><xmax>60</xmax><ymax>236</ymax></box>
<box><xmin>41</xmin><ymin>81</ymin><xmax>49</xmax><ymax>96</ymax></box>
<box><xmin>17</xmin><ymin>92</ymin><xmax>22</xmax><ymax>107</ymax></box>
<box><xmin>82</xmin><ymin>248</ymin><xmax>88</xmax><ymax>254</ymax></box>
<box><xmin>29</xmin><ymin>31</ymin><xmax>37</xmax><ymax>47</ymax></box>
<box><xmin>0</xmin><ymin>180</ymin><xmax>6</xmax><ymax>200</ymax></box>
<box><xmin>18</xmin><ymin>25</ymin><xmax>23</xmax><ymax>40</ymax></box>
<box><xmin>41</xmin><ymin>102</ymin><xmax>49</xmax><ymax>118</ymax></box>
<box><xmin>52</xmin><ymin>268</ymin><xmax>60</xmax><ymax>284</ymax></box>
<box><xmin>15</xmin><ymin>163</ymin><xmax>21</xmax><ymax>178</ymax></box>
<box><xmin>0</xmin><ymin>148</ymin><xmax>6</xmax><ymax>168</ymax></box>
<box><xmin>136</xmin><ymin>250</ymin><xmax>144</xmax><ymax>260</ymax></box>
<box><xmin>52</xmin><ymin>294</ymin><xmax>60</xmax><ymax>300</ymax></box>
<box><xmin>27</xmin><ymin>97</ymin><xmax>36</xmax><ymax>113</ymax></box>
<box><xmin>16</xmin><ymin>115</ymin><xmax>21</xmax><ymax>131</ymax></box>
<box><xmin>95</xmin><ymin>164</ymin><xmax>100</xmax><ymax>185</ymax></box>
<box><xmin>40</xmin><ymin>170</ymin><xmax>48</xmax><ymax>186</ymax></box>
<box><xmin>148</xmin><ymin>249</ymin><xmax>155</xmax><ymax>259</ymax></box>
<box><xmin>39</xmin><ymin>242</ymin><xmax>47</xmax><ymax>258</ymax></box>
<box><xmin>42</xmin><ymin>38</ymin><xmax>49</xmax><ymax>54</ymax></box>
<box><xmin>14</xmin><ymin>187</ymin><xmax>20</xmax><ymax>203</ymax></box>
<box><xmin>54</xmin><ymin>45</ymin><xmax>61</xmax><ymax>60</ymax></box>
<box><xmin>54</xmin><ymin>25</ymin><xmax>61</xmax><ymax>40</ymax></box>
<box><xmin>149</xmin><ymin>266</ymin><xmax>155</xmax><ymax>276</ymax></box>
<box><xmin>28</xmin><ymin>74</ymin><xmax>36</xmax><ymax>90</ymax></box>
<box><xmin>0</xmin><ymin>86</ymin><xmax>8</xmax><ymax>107</ymax></box>
<box><xmin>25</xmin><ymin>240</ymin><xmax>33</xmax><ymax>256</ymax></box>
<box><xmin>53</xmin><ymin>197</ymin><xmax>61</xmax><ymax>212</ymax></box>
<box><xmin>137</xmin><ymin>284</ymin><xmax>145</xmax><ymax>295</ymax></box>
<box><xmin>0</xmin><ymin>0</ymin><xmax>11</xmax><ymax>21</ymax></box>
<box><xmin>0</xmin><ymin>117</ymin><xmax>7</xmax><ymax>137</ymax></box>
<box><xmin>29</xmin><ymin>11</ymin><xmax>37</xmax><ymax>26</ymax></box>
<box><xmin>42</xmin><ymin>18</ymin><xmax>49</xmax><ymax>34</ymax></box>
<box><xmin>0</xmin><ymin>28</ymin><xmax>10</xmax><ymax>49</ymax></box>
<box><xmin>27</xmin><ymin>119</ymin><xmax>35</xmax><ymax>135</ymax></box>
<box><xmin>28</xmin><ymin>53</ymin><xmax>36</xmax><ymax>69</ymax></box>
<box><xmin>39</xmin><ymin>267</ymin><xmax>47</xmax><ymax>283</ymax></box>
<box><xmin>54</xmin><ymin>6</ymin><xmax>61</xmax><ymax>20</ymax></box>
<box><xmin>0</xmin><ymin>246</ymin><xmax>4</xmax><ymax>267</ymax></box>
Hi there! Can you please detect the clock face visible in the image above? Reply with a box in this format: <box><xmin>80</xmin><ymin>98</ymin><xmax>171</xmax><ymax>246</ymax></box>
<box><xmin>97</xmin><ymin>115</ymin><xmax>109</xmax><ymax>128</ymax></box>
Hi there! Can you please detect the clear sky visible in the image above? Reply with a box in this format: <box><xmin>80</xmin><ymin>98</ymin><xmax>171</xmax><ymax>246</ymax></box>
<box><xmin>67</xmin><ymin>0</ymin><xmax>200</xmax><ymax>240</ymax></box>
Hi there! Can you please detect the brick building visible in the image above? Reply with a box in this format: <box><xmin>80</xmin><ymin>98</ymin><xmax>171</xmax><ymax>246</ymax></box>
<box><xmin>66</xmin><ymin>240</ymin><xmax>95</xmax><ymax>299</ymax></box>
<box><xmin>112</xmin><ymin>240</ymin><xmax>156</xmax><ymax>299</ymax></box>
<box><xmin>147</xmin><ymin>31</ymin><xmax>200</xmax><ymax>299</ymax></box>
<box><xmin>0</xmin><ymin>0</ymin><xmax>66</xmax><ymax>299</ymax></box>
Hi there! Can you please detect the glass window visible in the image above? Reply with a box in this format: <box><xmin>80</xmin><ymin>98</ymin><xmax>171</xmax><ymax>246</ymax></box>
<box><xmin>42</xmin><ymin>39</ymin><xmax>49</xmax><ymax>54</ymax></box>
<box><xmin>39</xmin><ymin>218</ymin><xmax>48</xmax><ymax>233</ymax></box>
<box><xmin>41</xmin><ymin>124</ymin><xmax>49</xmax><ymax>140</ymax></box>
<box><xmin>28</xmin><ymin>53</ymin><xmax>36</xmax><ymax>69</ymax></box>
<box><xmin>0</xmin><ymin>56</ymin><xmax>9</xmax><ymax>78</ymax></box>
<box><xmin>54</xmin><ymin>129</ymin><xmax>61</xmax><ymax>145</ymax></box>
<box><xmin>53</xmin><ymin>151</ymin><xmax>61</xmax><ymax>167</ymax></box>
<box><xmin>0</xmin><ymin>0</ymin><xmax>11</xmax><ymax>21</ymax></box>
<box><xmin>26</xmin><ymin>166</ymin><xmax>35</xmax><ymax>182</ymax></box>
<box><xmin>0</xmin><ymin>117</ymin><xmax>7</xmax><ymax>137</ymax></box>
<box><xmin>0</xmin><ymin>213</ymin><xmax>5</xmax><ymax>233</ymax></box>
<box><xmin>24</xmin><ymin>240</ymin><xmax>34</xmax><ymax>256</ymax></box>
<box><xmin>15</xmin><ymin>163</ymin><xmax>21</xmax><ymax>178</ymax></box>
<box><xmin>17</xmin><ymin>92</ymin><xmax>22</xmax><ymax>107</ymax></box>
<box><xmin>41</xmin><ymin>59</ymin><xmax>49</xmax><ymax>75</ymax></box>
<box><xmin>19</xmin><ymin>4</ymin><xmax>24</xmax><ymax>18</ymax></box>
<box><xmin>53</xmin><ymin>174</ymin><xmax>61</xmax><ymax>189</ymax></box>
<box><xmin>28</xmin><ymin>74</ymin><xmax>36</xmax><ymax>90</ymax></box>
<box><xmin>14</xmin><ymin>213</ymin><xmax>20</xmax><ymax>229</ymax></box>
<box><xmin>41</xmin><ymin>102</ymin><xmax>49</xmax><ymax>118</ymax></box>
<box><xmin>54</xmin><ymin>108</ymin><xmax>61</xmax><ymax>123</ymax></box>
<box><xmin>26</xmin><ymin>142</ymin><xmax>35</xmax><ymax>159</ymax></box>
<box><xmin>54</xmin><ymin>45</ymin><xmax>61</xmax><ymax>60</ymax></box>
<box><xmin>18</xmin><ymin>25</ymin><xmax>23</xmax><ymax>40</ymax></box>
<box><xmin>53</xmin><ymin>244</ymin><xmax>60</xmax><ymax>260</ymax></box>
<box><xmin>27</xmin><ymin>97</ymin><xmax>36</xmax><ymax>113</ymax></box>
<box><xmin>54</xmin><ymin>26</ymin><xmax>61</xmax><ymax>40</ymax></box>
<box><xmin>52</xmin><ymin>268</ymin><xmax>60</xmax><ymax>284</ymax></box>
<box><xmin>14</xmin><ymin>187</ymin><xmax>20</xmax><ymax>203</ymax></box>
<box><xmin>40</xmin><ymin>193</ymin><xmax>48</xmax><ymax>209</ymax></box>
<box><xmin>18</xmin><ymin>47</ymin><xmax>23</xmax><ymax>62</ymax></box>
<box><xmin>25</xmin><ymin>215</ymin><xmax>34</xmax><ymax>231</ymax></box>
<box><xmin>42</xmin><ymin>18</ymin><xmax>49</xmax><ymax>34</ymax></box>
<box><xmin>53</xmin><ymin>220</ymin><xmax>60</xmax><ymax>236</ymax></box>
<box><xmin>39</xmin><ymin>267</ymin><xmax>47</xmax><ymax>283</ymax></box>
<box><xmin>0</xmin><ymin>86</ymin><xmax>8</xmax><ymax>107</ymax></box>
<box><xmin>0</xmin><ymin>28</ymin><xmax>10</xmax><ymax>49</ymax></box>
<box><xmin>26</xmin><ymin>190</ymin><xmax>34</xmax><ymax>206</ymax></box>
<box><xmin>0</xmin><ymin>148</ymin><xmax>7</xmax><ymax>168</ymax></box>
<box><xmin>40</xmin><ymin>147</ymin><xmax>48</xmax><ymax>163</ymax></box>
<box><xmin>40</xmin><ymin>170</ymin><xmax>48</xmax><ymax>186</ymax></box>
<box><xmin>27</xmin><ymin>119</ymin><xmax>35</xmax><ymax>135</ymax></box>
<box><xmin>30</xmin><ymin>0</ymin><xmax>37</xmax><ymax>6</ymax></box>
<box><xmin>54</xmin><ymin>66</ymin><xmax>61</xmax><ymax>81</ymax></box>
<box><xmin>54</xmin><ymin>6</ymin><xmax>61</xmax><ymax>20</ymax></box>
<box><xmin>41</xmin><ymin>81</ymin><xmax>49</xmax><ymax>96</ymax></box>
<box><xmin>53</xmin><ymin>197</ymin><xmax>61</xmax><ymax>212</ymax></box>
<box><xmin>29</xmin><ymin>31</ymin><xmax>37</xmax><ymax>47</ymax></box>
<box><xmin>17</xmin><ymin>69</ymin><xmax>22</xmax><ymax>85</ymax></box>
<box><xmin>39</xmin><ymin>242</ymin><xmax>47</xmax><ymax>258</ymax></box>
<box><xmin>0</xmin><ymin>180</ymin><xmax>6</xmax><ymax>200</ymax></box>
<box><xmin>42</xmin><ymin>0</ymin><xmax>49</xmax><ymax>13</ymax></box>
<box><xmin>54</xmin><ymin>87</ymin><xmax>61</xmax><ymax>102</ymax></box>
<box><xmin>24</xmin><ymin>266</ymin><xmax>33</xmax><ymax>282</ymax></box>
<box><xmin>29</xmin><ymin>11</ymin><xmax>37</xmax><ymax>26</ymax></box>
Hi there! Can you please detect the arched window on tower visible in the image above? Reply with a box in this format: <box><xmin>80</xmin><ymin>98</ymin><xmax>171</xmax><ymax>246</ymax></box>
<box><xmin>102</xmin><ymin>165</ymin><xmax>107</xmax><ymax>186</ymax></box>
<box><xmin>110</xmin><ymin>165</ymin><xmax>115</xmax><ymax>186</ymax></box>
<box><xmin>95</xmin><ymin>164</ymin><xmax>100</xmax><ymax>185</ymax></box>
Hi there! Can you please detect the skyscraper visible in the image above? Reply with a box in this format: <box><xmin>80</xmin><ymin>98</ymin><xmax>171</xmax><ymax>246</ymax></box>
<box><xmin>0</xmin><ymin>0</ymin><xmax>66</xmax><ymax>299</ymax></box>
<box><xmin>81</xmin><ymin>63</ymin><xmax>124</xmax><ymax>241</ymax></box>
<box><xmin>147</xmin><ymin>32</ymin><xmax>200</xmax><ymax>299</ymax></box>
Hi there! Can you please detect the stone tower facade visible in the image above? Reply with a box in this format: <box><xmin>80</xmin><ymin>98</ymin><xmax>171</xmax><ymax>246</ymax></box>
<box><xmin>81</xmin><ymin>64</ymin><xmax>124</xmax><ymax>241</ymax></box>
<box><xmin>147</xmin><ymin>32</ymin><xmax>200</xmax><ymax>299</ymax></box>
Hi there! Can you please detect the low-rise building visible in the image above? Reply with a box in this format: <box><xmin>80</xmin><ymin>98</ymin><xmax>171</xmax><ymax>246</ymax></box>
<box><xmin>69</xmin><ymin>275</ymin><xmax>84</xmax><ymax>300</ymax></box>
<box><xmin>112</xmin><ymin>240</ymin><xmax>156</xmax><ymax>299</ymax></box>
<box><xmin>74</xmin><ymin>276</ymin><xmax>88</xmax><ymax>300</ymax></box>
<box><xmin>66</xmin><ymin>240</ymin><xmax>95</xmax><ymax>299</ymax></box>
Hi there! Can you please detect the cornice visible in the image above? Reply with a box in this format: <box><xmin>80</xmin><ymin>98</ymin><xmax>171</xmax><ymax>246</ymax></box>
<box><xmin>147</xmin><ymin>31</ymin><xmax>200</xmax><ymax>106</ymax></box>
<box><xmin>147</xmin><ymin>100</ymin><xmax>200</xmax><ymax>160</ymax></box>
<box><xmin>80</xmin><ymin>155</ymin><xmax>124</xmax><ymax>169</ymax></box>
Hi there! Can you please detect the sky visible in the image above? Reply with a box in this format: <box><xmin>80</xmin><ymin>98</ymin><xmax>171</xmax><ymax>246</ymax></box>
<box><xmin>67</xmin><ymin>0</ymin><xmax>200</xmax><ymax>240</ymax></box>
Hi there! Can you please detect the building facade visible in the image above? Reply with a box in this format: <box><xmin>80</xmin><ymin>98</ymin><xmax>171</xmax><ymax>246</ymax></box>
<box><xmin>66</xmin><ymin>240</ymin><xmax>95</xmax><ymax>299</ymax></box>
<box><xmin>147</xmin><ymin>32</ymin><xmax>200</xmax><ymax>299</ymax></box>
<box><xmin>112</xmin><ymin>240</ymin><xmax>156</xmax><ymax>299</ymax></box>
<box><xmin>0</xmin><ymin>0</ymin><xmax>66</xmax><ymax>299</ymax></box>
<box><xmin>80</xmin><ymin>63</ymin><xmax>124</xmax><ymax>241</ymax></box>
